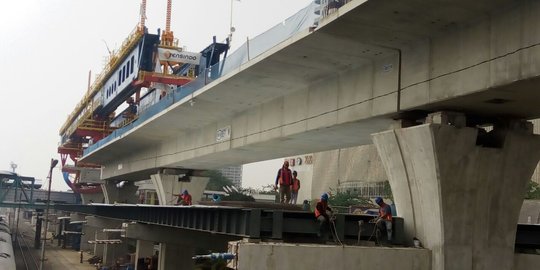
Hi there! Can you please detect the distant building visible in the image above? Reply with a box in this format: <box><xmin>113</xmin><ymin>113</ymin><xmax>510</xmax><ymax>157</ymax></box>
<box><xmin>219</xmin><ymin>166</ymin><xmax>243</xmax><ymax>187</ymax></box>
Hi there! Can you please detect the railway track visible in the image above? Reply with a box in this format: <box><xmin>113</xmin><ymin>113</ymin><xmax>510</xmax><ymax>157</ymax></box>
<box><xmin>14</xmin><ymin>230</ymin><xmax>39</xmax><ymax>270</ymax></box>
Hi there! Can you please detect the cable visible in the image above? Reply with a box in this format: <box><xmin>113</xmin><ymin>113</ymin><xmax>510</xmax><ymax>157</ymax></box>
<box><xmin>366</xmin><ymin>219</ymin><xmax>378</xmax><ymax>243</ymax></box>
<box><xmin>329</xmin><ymin>214</ymin><xmax>343</xmax><ymax>246</ymax></box>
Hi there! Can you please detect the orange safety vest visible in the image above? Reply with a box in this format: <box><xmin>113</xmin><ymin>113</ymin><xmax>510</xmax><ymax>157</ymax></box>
<box><xmin>315</xmin><ymin>201</ymin><xmax>328</xmax><ymax>218</ymax></box>
<box><xmin>292</xmin><ymin>178</ymin><xmax>300</xmax><ymax>192</ymax></box>
<box><xmin>379</xmin><ymin>203</ymin><xmax>392</xmax><ymax>221</ymax></box>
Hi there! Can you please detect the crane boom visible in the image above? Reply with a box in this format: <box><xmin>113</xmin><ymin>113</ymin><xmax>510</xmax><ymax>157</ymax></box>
<box><xmin>161</xmin><ymin>0</ymin><xmax>175</xmax><ymax>46</ymax></box>
<box><xmin>139</xmin><ymin>0</ymin><xmax>147</xmax><ymax>32</ymax></box>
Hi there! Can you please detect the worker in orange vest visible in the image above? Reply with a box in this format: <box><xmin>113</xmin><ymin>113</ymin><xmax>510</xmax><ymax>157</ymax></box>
<box><xmin>315</xmin><ymin>193</ymin><xmax>333</xmax><ymax>241</ymax></box>
<box><xmin>291</xmin><ymin>171</ymin><xmax>301</xmax><ymax>204</ymax></box>
<box><xmin>274</xmin><ymin>160</ymin><xmax>293</xmax><ymax>203</ymax></box>
<box><xmin>175</xmin><ymin>190</ymin><xmax>192</xmax><ymax>205</ymax></box>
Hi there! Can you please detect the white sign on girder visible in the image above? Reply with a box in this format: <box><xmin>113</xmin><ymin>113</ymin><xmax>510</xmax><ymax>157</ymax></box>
<box><xmin>158</xmin><ymin>48</ymin><xmax>201</xmax><ymax>65</ymax></box>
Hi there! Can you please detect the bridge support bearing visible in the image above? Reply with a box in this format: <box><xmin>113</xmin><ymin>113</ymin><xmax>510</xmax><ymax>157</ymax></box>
<box><xmin>150</xmin><ymin>173</ymin><xmax>209</xmax><ymax>205</ymax></box>
<box><xmin>158</xmin><ymin>243</ymin><xmax>194</xmax><ymax>270</ymax></box>
<box><xmin>372</xmin><ymin>113</ymin><xmax>540</xmax><ymax>270</ymax></box>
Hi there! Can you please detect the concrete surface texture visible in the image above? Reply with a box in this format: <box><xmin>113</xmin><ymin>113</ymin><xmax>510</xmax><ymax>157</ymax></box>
<box><xmin>372</xmin><ymin>117</ymin><xmax>540</xmax><ymax>270</ymax></box>
<box><xmin>311</xmin><ymin>144</ymin><xmax>387</xmax><ymax>199</ymax></box>
<box><xmin>513</xmin><ymin>253</ymin><xmax>540</xmax><ymax>270</ymax></box>
<box><xmin>158</xmin><ymin>243</ymin><xmax>194</xmax><ymax>270</ymax></box>
<box><xmin>235</xmin><ymin>242</ymin><xmax>431</xmax><ymax>270</ymax></box>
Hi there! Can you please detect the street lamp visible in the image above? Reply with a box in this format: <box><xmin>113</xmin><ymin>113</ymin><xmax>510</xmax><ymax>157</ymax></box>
<box><xmin>39</xmin><ymin>158</ymin><xmax>58</xmax><ymax>270</ymax></box>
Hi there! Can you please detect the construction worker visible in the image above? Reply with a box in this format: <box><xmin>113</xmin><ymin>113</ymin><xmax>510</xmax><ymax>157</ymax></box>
<box><xmin>302</xmin><ymin>200</ymin><xmax>311</xmax><ymax>211</ymax></box>
<box><xmin>374</xmin><ymin>197</ymin><xmax>392</xmax><ymax>244</ymax></box>
<box><xmin>123</xmin><ymin>97</ymin><xmax>138</xmax><ymax>121</ymax></box>
<box><xmin>315</xmin><ymin>193</ymin><xmax>333</xmax><ymax>241</ymax></box>
<box><xmin>291</xmin><ymin>171</ymin><xmax>301</xmax><ymax>204</ymax></box>
<box><xmin>175</xmin><ymin>190</ymin><xmax>192</xmax><ymax>205</ymax></box>
<box><xmin>274</xmin><ymin>160</ymin><xmax>293</xmax><ymax>203</ymax></box>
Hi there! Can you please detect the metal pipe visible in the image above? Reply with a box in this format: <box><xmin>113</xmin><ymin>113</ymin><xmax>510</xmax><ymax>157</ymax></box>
<box><xmin>39</xmin><ymin>158</ymin><xmax>58</xmax><ymax>270</ymax></box>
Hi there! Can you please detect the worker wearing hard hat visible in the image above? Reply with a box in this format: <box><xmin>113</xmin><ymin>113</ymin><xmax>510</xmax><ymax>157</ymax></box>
<box><xmin>374</xmin><ymin>197</ymin><xmax>393</xmax><ymax>243</ymax></box>
<box><xmin>175</xmin><ymin>190</ymin><xmax>192</xmax><ymax>205</ymax></box>
<box><xmin>275</xmin><ymin>160</ymin><xmax>293</xmax><ymax>203</ymax></box>
<box><xmin>315</xmin><ymin>193</ymin><xmax>333</xmax><ymax>241</ymax></box>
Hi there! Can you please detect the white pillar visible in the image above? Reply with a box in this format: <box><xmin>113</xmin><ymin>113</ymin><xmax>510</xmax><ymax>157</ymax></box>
<box><xmin>372</xmin><ymin>115</ymin><xmax>540</xmax><ymax>270</ymax></box>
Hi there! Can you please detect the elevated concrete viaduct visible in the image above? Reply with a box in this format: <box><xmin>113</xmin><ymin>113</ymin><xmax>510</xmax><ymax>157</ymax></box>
<box><xmin>71</xmin><ymin>0</ymin><xmax>540</xmax><ymax>269</ymax></box>
<box><xmin>84</xmin><ymin>0</ymin><xmax>540</xmax><ymax>181</ymax></box>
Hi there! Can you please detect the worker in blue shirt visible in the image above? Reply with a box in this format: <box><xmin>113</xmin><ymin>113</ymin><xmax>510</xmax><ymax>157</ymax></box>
<box><xmin>374</xmin><ymin>197</ymin><xmax>392</xmax><ymax>244</ymax></box>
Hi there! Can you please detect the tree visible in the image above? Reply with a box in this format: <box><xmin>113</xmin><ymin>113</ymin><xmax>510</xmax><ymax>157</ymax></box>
<box><xmin>382</xmin><ymin>181</ymin><xmax>393</xmax><ymax>201</ymax></box>
<box><xmin>204</xmin><ymin>170</ymin><xmax>234</xmax><ymax>191</ymax></box>
<box><xmin>525</xmin><ymin>180</ymin><xmax>540</xmax><ymax>199</ymax></box>
<box><xmin>327</xmin><ymin>188</ymin><xmax>373</xmax><ymax>208</ymax></box>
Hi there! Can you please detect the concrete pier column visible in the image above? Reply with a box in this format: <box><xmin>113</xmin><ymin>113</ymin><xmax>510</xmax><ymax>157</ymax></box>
<box><xmin>81</xmin><ymin>225</ymin><xmax>96</xmax><ymax>253</ymax></box>
<box><xmin>102</xmin><ymin>181</ymin><xmax>138</xmax><ymax>204</ymax></box>
<box><xmin>86</xmin><ymin>216</ymin><xmax>125</xmax><ymax>262</ymax></box>
<box><xmin>158</xmin><ymin>243</ymin><xmax>194</xmax><ymax>270</ymax></box>
<box><xmin>150</xmin><ymin>173</ymin><xmax>209</xmax><ymax>205</ymax></box>
<box><xmin>102</xmin><ymin>231</ymin><xmax>127</xmax><ymax>266</ymax></box>
<box><xmin>372</xmin><ymin>113</ymin><xmax>540</xmax><ymax>270</ymax></box>
<box><xmin>135</xmin><ymin>240</ymin><xmax>155</xmax><ymax>270</ymax></box>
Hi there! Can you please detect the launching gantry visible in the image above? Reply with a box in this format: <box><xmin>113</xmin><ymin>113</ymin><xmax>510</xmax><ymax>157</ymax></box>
<box><xmin>57</xmin><ymin>0</ymin><xmax>213</xmax><ymax>194</ymax></box>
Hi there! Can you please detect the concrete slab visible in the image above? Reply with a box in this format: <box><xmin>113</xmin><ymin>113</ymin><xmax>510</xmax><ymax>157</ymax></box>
<box><xmin>234</xmin><ymin>242</ymin><xmax>431</xmax><ymax>270</ymax></box>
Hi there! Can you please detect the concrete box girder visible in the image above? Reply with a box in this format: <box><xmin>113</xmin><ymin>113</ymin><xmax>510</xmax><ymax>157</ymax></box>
<box><xmin>81</xmin><ymin>0</ymin><xmax>540</xmax><ymax>182</ymax></box>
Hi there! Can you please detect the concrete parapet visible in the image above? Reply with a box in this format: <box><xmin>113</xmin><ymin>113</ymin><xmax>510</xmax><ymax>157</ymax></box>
<box><xmin>372</xmin><ymin>120</ymin><xmax>540</xmax><ymax>270</ymax></box>
<box><xmin>233</xmin><ymin>242</ymin><xmax>431</xmax><ymax>270</ymax></box>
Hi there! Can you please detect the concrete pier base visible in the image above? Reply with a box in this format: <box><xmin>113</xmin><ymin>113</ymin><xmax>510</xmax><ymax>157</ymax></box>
<box><xmin>372</xmin><ymin>114</ymin><xmax>540</xmax><ymax>270</ymax></box>
<box><xmin>158</xmin><ymin>243</ymin><xmax>194</xmax><ymax>270</ymax></box>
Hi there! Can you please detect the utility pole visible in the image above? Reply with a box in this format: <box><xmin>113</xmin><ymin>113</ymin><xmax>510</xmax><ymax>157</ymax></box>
<box><xmin>39</xmin><ymin>158</ymin><xmax>58</xmax><ymax>270</ymax></box>
<box><xmin>10</xmin><ymin>161</ymin><xmax>17</xmax><ymax>173</ymax></box>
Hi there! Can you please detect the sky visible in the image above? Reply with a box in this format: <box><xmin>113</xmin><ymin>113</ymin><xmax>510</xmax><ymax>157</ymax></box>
<box><xmin>0</xmin><ymin>0</ymin><xmax>312</xmax><ymax>191</ymax></box>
